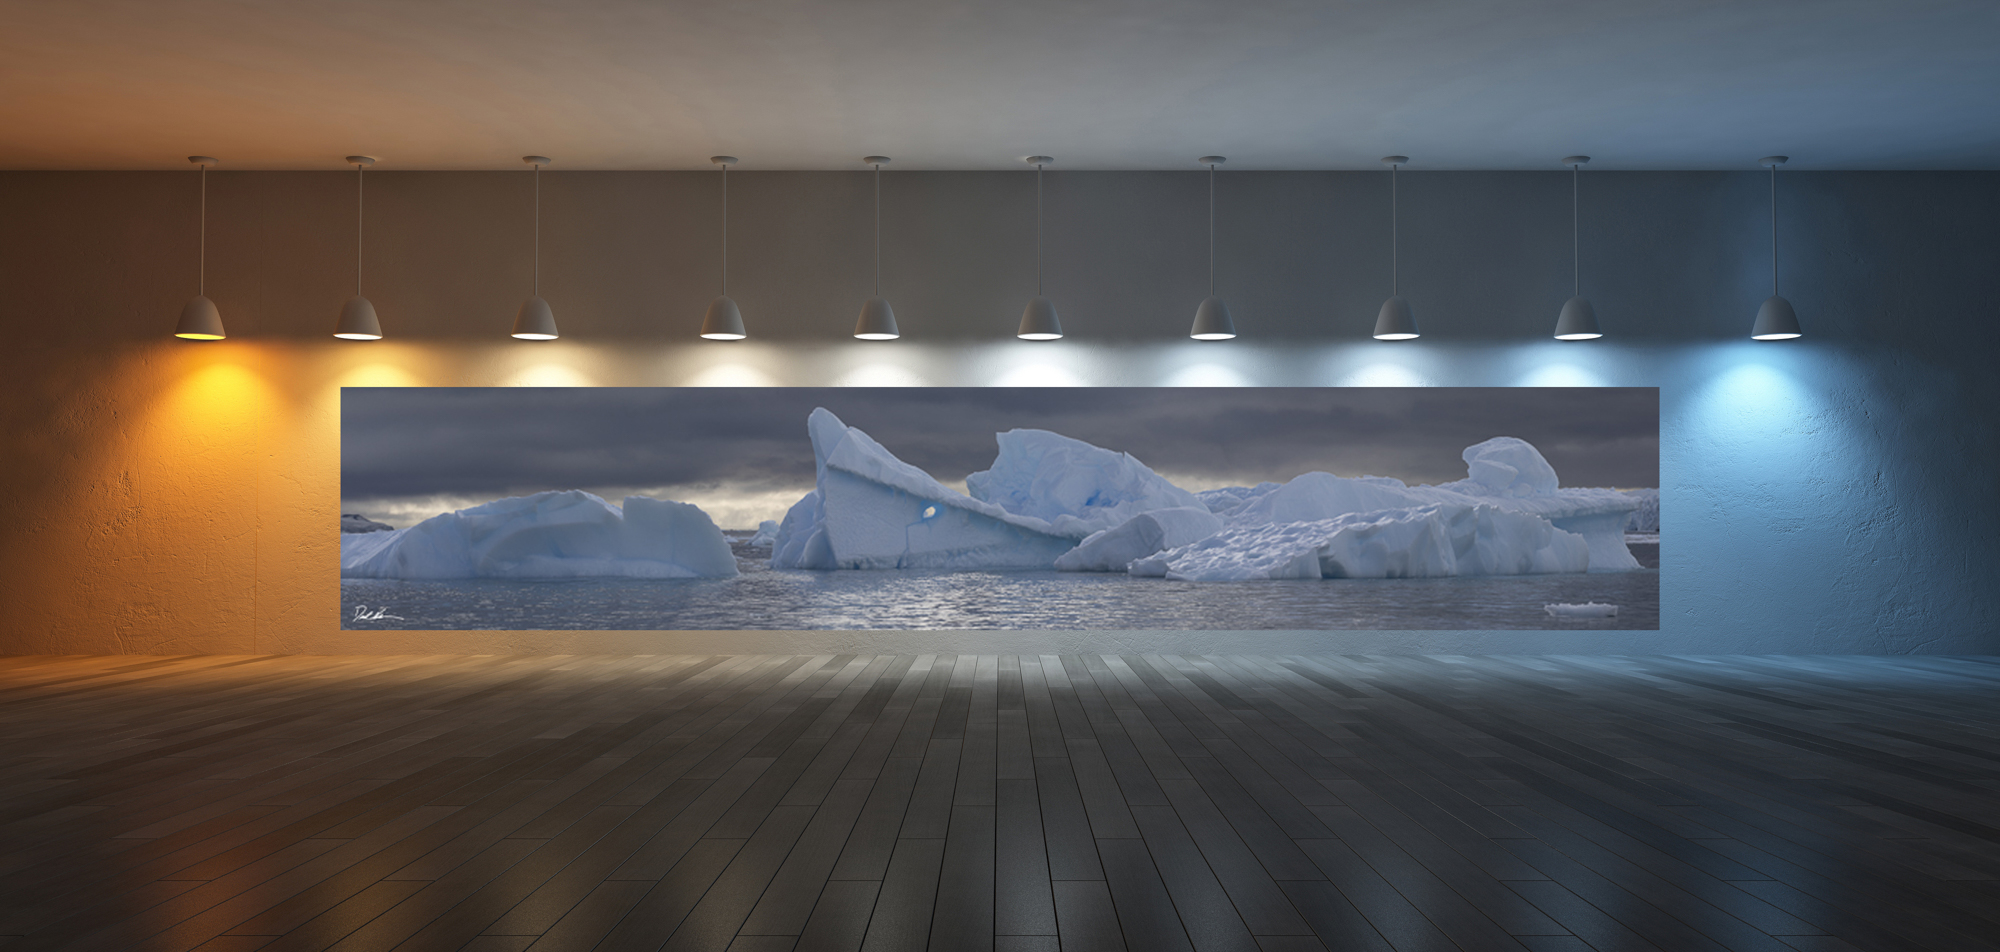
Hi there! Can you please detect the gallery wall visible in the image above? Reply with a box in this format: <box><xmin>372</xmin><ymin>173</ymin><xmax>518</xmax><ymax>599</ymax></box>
<box><xmin>1</xmin><ymin>169</ymin><xmax>1994</xmax><ymax>655</ymax></box>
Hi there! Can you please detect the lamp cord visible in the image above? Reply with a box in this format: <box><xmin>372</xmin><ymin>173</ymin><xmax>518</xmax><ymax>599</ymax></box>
<box><xmin>356</xmin><ymin>164</ymin><xmax>364</xmax><ymax>296</ymax></box>
<box><xmin>721</xmin><ymin>163</ymin><xmax>729</xmax><ymax>296</ymax></box>
<box><xmin>873</xmin><ymin>162</ymin><xmax>881</xmax><ymax>297</ymax></box>
<box><xmin>533</xmin><ymin>164</ymin><xmax>541</xmax><ymax>297</ymax></box>
<box><xmin>1390</xmin><ymin>162</ymin><xmax>1399</xmax><ymax>296</ymax></box>
<box><xmin>198</xmin><ymin>165</ymin><xmax>206</xmax><ymax>296</ymax></box>
<box><xmin>1770</xmin><ymin>164</ymin><xmax>1778</xmax><ymax>297</ymax></box>
<box><xmin>1207</xmin><ymin>162</ymin><xmax>1216</xmax><ymax>297</ymax></box>
<box><xmin>1571</xmin><ymin>162</ymin><xmax>1580</xmax><ymax>298</ymax></box>
<box><xmin>1035</xmin><ymin>163</ymin><xmax>1044</xmax><ymax>296</ymax></box>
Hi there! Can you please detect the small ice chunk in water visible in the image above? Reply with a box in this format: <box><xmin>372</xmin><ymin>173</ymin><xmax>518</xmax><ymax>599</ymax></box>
<box><xmin>1544</xmin><ymin>602</ymin><xmax>1619</xmax><ymax>618</ymax></box>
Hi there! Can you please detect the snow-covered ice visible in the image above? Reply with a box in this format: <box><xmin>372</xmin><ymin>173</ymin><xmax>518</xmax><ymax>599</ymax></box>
<box><xmin>341</xmin><ymin>490</ymin><xmax>739</xmax><ymax>579</ymax></box>
<box><xmin>1054</xmin><ymin>506</ymin><xmax>1224</xmax><ymax>572</ymax></box>
<box><xmin>1130</xmin><ymin>503</ymin><xmax>1589</xmax><ymax>581</ymax></box>
<box><xmin>341</xmin><ymin>514</ymin><xmax>394</xmax><ymax>533</ymax></box>
<box><xmin>762</xmin><ymin>410</ymin><xmax>1640</xmax><ymax>580</ymax></box>
<box><xmin>747</xmin><ymin>520</ymin><xmax>781</xmax><ymax>547</ymax></box>
<box><xmin>769</xmin><ymin>409</ymin><xmax>1083</xmax><ymax>570</ymax></box>
<box><xmin>966</xmin><ymin>429</ymin><xmax>1203</xmax><ymax>535</ymax></box>
<box><xmin>1622</xmin><ymin>488</ymin><xmax>1659</xmax><ymax>533</ymax></box>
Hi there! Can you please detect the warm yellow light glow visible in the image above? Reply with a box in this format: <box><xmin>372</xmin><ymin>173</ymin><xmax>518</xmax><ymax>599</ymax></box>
<box><xmin>503</xmin><ymin>364</ymin><xmax>595</xmax><ymax>387</ymax></box>
<box><xmin>174</xmin><ymin>332</ymin><xmax>226</xmax><ymax>340</ymax></box>
<box><xmin>685</xmin><ymin>364</ymin><xmax>779</xmax><ymax>387</ymax></box>
<box><xmin>335</xmin><ymin>363</ymin><xmax>423</xmax><ymax>389</ymax></box>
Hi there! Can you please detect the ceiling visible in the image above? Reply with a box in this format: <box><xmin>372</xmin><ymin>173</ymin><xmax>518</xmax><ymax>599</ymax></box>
<box><xmin>3</xmin><ymin>0</ymin><xmax>1996</xmax><ymax>170</ymax></box>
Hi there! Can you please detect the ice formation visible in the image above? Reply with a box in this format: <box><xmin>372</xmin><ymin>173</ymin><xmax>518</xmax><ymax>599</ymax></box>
<box><xmin>1622</xmin><ymin>488</ymin><xmax>1659</xmax><ymax>533</ymax></box>
<box><xmin>747</xmin><ymin>520</ymin><xmax>781</xmax><ymax>547</ymax></box>
<box><xmin>1215</xmin><ymin>438</ymin><xmax>1640</xmax><ymax>573</ymax></box>
<box><xmin>966</xmin><ymin>429</ymin><xmax>1203</xmax><ymax>535</ymax></box>
<box><xmin>1053</xmin><ymin>507</ymin><xmax>1224</xmax><ymax>572</ymax></box>
<box><xmin>340</xmin><ymin>490</ymin><xmax>739</xmax><ymax>579</ymax></box>
<box><xmin>341</xmin><ymin>514</ymin><xmax>394</xmax><ymax>534</ymax></box>
<box><xmin>1545</xmin><ymin>602</ymin><xmax>1619</xmax><ymax>618</ymax></box>
<box><xmin>762</xmin><ymin>408</ymin><xmax>1641</xmax><ymax>579</ymax></box>
<box><xmin>768</xmin><ymin>409</ymin><xmax>1082</xmax><ymax>570</ymax></box>
<box><xmin>1130</xmin><ymin>504</ymin><xmax>1589</xmax><ymax>581</ymax></box>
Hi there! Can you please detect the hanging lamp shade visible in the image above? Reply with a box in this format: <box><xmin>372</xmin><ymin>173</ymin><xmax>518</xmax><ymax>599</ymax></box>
<box><xmin>702</xmin><ymin>296</ymin><xmax>746</xmax><ymax>340</ymax></box>
<box><xmin>513</xmin><ymin>296</ymin><xmax>558</xmax><ymax>339</ymax></box>
<box><xmin>855</xmin><ymin>297</ymin><xmax>900</xmax><ymax>339</ymax></box>
<box><xmin>1190</xmin><ymin>156</ymin><xmax>1235</xmax><ymax>340</ymax></box>
<box><xmin>1017</xmin><ymin>156</ymin><xmax>1063</xmax><ymax>340</ymax></box>
<box><xmin>334</xmin><ymin>156</ymin><xmax>384</xmax><ymax>339</ymax></box>
<box><xmin>512</xmin><ymin>156</ymin><xmax>558</xmax><ymax>339</ymax></box>
<box><xmin>1018</xmin><ymin>297</ymin><xmax>1062</xmax><ymax>340</ymax></box>
<box><xmin>175</xmin><ymin>156</ymin><xmax>225</xmax><ymax>340</ymax></box>
<box><xmin>853</xmin><ymin>156</ymin><xmax>900</xmax><ymax>340</ymax></box>
<box><xmin>1554</xmin><ymin>296</ymin><xmax>1602</xmax><ymax>340</ymax></box>
<box><xmin>176</xmin><ymin>295</ymin><xmax>225</xmax><ymax>340</ymax></box>
<box><xmin>1553</xmin><ymin>156</ymin><xmax>1602</xmax><ymax>340</ymax></box>
<box><xmin>700</xmin><ymin>156</ymin><xmax>747</xmax><ymax>339</ymax></box>
<box><xmin>1752</xmin><ymin>156</ymin><xmax>1802</xmax><ymax>340</ymax></box>
<box><xmin>1752</xmin><ymin>295</ymin><xmax>1802</xmax><ymax>340</ymax></box>
<box><xmin>336</xmin><ymin>296</ymin><xmax>383</xmax><ymax>339</ymax></box>
<box><xmin>1372</xmin><ymin>156</ymin><xmax>1419</xmax><ymax>340</ymax></box>
<box><xmin>1373</xmin><ymin>296</ymin><xmax>1418</xmax><ymax>340</ymax></box>
<box><xmin>1191</xmin><ymin>296</ymin><xmax>1235</xmax><ymax>339</ymax></box>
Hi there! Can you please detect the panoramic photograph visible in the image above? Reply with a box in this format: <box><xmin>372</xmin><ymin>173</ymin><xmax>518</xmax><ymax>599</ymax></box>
<box><xmin>341</xmin><ymin>386</ymin><xmax>1660</xmax><ymax>630</ymax></box>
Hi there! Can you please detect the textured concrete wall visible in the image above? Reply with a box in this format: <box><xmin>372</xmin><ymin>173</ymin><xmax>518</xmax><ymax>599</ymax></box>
<box><xmin>1</xmin><ymin>170</ymin><xmax>1994</xmax><ymax>654</ymax></box>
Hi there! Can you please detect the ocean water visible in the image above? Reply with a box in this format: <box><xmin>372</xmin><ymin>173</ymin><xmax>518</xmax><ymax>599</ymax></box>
<box><xmin>342</xmin><ymin>542</ymin><xmax>1660</xmax><ymax>631</ymax></box>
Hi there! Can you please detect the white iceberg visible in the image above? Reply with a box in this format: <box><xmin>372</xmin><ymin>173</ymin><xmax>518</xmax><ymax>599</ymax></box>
<box><xmin>1546</xmin><ymin>602</ymin><xmax>1619</xmax><ymax>618</ymax></box>
<box><xmin>746</xmin><ymin>519</ymin><xmax>781</xmax><ymax>547</ymax></box>
<box><xmin>1053</xmin><ymin>506</ymin><xmax>1225</xmax><ymax>572</ymax></box>
<box><xmin>965</xmin><ymin>429</ymin><xmax>1204</xmax><ymax>535</ymax></box>
<box><xmin>1622</xmin><ymin>488</ymin><xmax>1659</xmax><ymax>533</ymax></box>
<box><xmin>1221</xmin><ymin>437</ymin><xmax>1640</xmax><ymax>573</ymax></box>
<box><xmin>1131</xmin><ymin>503</ymin><xmax>1589</xmax><ymax>581</ymax></box>
<box><xmin>340</xmin><ymin>490</ymin><xmax>739</xmax><ymax>579</ymax></box>
<box><xmin>769</xmin><ymin>409</ymin><xmax>1083</xmax><ymax>570</ymax></box>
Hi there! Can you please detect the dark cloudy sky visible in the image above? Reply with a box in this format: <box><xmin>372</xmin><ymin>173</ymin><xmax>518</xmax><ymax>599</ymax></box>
<box><xmin>342</xmin><ymin>388</ymin><xmax>1656</xmax><ymax>528</ymax></box>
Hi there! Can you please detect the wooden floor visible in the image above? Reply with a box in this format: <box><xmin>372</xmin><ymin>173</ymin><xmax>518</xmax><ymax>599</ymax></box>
<box><xmin>1</xmin><ymin>655</ymin><xmax>1997</xmax><ymax>952</ymax></box>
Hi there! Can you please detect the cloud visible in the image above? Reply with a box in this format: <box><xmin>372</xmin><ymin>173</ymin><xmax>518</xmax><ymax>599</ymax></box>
<box><xmin>343</xmin><ymin>387</ymin><xmax>1657</xmax><ymax>526</ymax></box>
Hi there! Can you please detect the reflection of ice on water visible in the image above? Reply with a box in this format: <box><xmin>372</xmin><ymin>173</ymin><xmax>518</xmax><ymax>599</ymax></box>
<box><xmin>342</xmin><ymin>563</ymin><xmax>1659</xmax><ymax>632</ymax></box>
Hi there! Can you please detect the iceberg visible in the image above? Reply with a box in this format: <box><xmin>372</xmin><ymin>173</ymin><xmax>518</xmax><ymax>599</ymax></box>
<box><xmin>746</xmin><ymin>519</ymin><xmax>781</xmax><ymax>547</ymax></box>
<box><xmin>1220</xmin><ymin>437</ymin><xmax>1640</xmax><ymax>573</ymax></box>
<box><xmin>769</xmin><ymin>409</ymin><xmax>1083</xmax><ymax>570</ymax></box>
<box><xmin>1129</xmin><ymin>503</ymin><xmax>1589</xmax><ymax>581</ymax></box>
<box><xmin>1054</xmin><ymin>506</ymin><xmax>1225</xmax><ymax>572</ymax></box>
<box><xmin>341</xmin><ymin>514</ymin><xmax>394</xmax><ymax>534</ymax></box>
<box><xmin>340</xmin><ymin>490</ymin><xmax>739</xmax><ymax>579</ymax></box>
<box><xmin>1622</xmin><ymin>488</ymin><xmax>1659</xmax><ymax>533</ymax></box>
<box><xmin>966</xmin><ymin>429</ymin><xmax>1204</xmax><ymax>535</ymax></box>
<box><xmin>1546</xmin><ymin>602</ymin><xmax>1619</xmax><ymax>618</ymax></box>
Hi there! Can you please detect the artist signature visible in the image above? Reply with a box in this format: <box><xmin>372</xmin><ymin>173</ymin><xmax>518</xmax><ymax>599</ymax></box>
<box><xmin>352</xmin><ymin>605</ymin><xmax>407</xmax><ymax>622</ymax></box>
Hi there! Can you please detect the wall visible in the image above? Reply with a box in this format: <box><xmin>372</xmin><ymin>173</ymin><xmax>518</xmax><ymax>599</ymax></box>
<box><xmin>1</xmin><ymin>169</ymin><xmax>1994</xmax><ymax>655</ymax></box>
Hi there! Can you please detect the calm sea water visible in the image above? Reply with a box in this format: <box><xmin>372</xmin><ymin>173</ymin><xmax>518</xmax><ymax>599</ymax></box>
<box><xmin>342</xmin><ymin>541</ymin><xmax>1660</xmax><ymax>631</ymax></box>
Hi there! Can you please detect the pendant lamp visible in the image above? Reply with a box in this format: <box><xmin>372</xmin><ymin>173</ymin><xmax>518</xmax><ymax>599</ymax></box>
<box><xmin>334</xmin><ymin>156</ymin><xmax>384</xmax><ymax>340</ymax></box>
<box><xmin>1190</xmin><ymin>156</ymin><xmax>1235</xmax><ymax>340</ymax></box>
<box><xmin>853</xmin><ymin>156</ymin><xmax>899</xmax><ymax>340</ymax></box>
<box><xmin>699</xmin><ymin>156</ymin><xmax>747</xmax><ymax>340</ymax></box>
<box><xmin>174</xmin><ymin>156</ymin><xmax>226</xmax><ymax>340</ymax></box>
<box><xmin>511</xmin><ymin>156</ymin><xmax>559</xmax><ymax>340</ymax></box>
<box><xmin>1017</xmin><ymin>156</ymin><xmax>1063</xmax><ymax>340</ymax></box>
<box><xmin>1552</xmin><ymin>156</ymin><xmax>1602</xmax><ymax>340</ymax></box>
<box><xmin>1752</xmin><ymin>156</ymin><xmax>1803</xmax><ymax>340</ymax></box>
<box><xmin>1372</xmin><ymin>156</ymin><xmax>1419</xmax><ymax>340</ymax></box>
